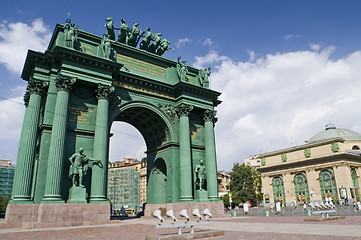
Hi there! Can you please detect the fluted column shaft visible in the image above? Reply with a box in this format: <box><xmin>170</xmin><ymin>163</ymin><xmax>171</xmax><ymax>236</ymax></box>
<box><xmin>90</xmin><ymin>84</ymin><xmax>113</xmax><ymax>203</ymax></box>
<box><xmin>42</xmin><ymin>75</ymin><xmax>75</xmax><ymax>202</ymax></box>
<box><xmin>204</xmin><ymin>110</ymin><xmax>219</xmax><ymax>200</ymax></box>
<box><xmin>176</xmin><ymin>103</ymin><xmax>193</xmax><ymax>201</ymax></box>
<box><xmin>11</xmin><ymin>80</ymin><xmax>47</xmax><ymax>203</ymax></box>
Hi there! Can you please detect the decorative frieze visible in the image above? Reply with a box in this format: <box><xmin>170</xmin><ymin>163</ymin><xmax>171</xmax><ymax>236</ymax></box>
<box><xmin>281</xmin><ymin>153</ymin><xmax>287</xmax><ymax>162</ymax></box>
<box><xmin>158</xmin><ymin>103</ymin><xmax>177</xmax><ymax>124</ymax></box>
<box><xmin>331</xmin><ymin>142</ymin><xmax>339</xmax><ymax>152</ymax></box>
<box><xmin>304</xmin><ymin>148</ymin><xmax>311</xmax><ymax>158</ymax></box>
<box><xmin>261</xmin><ymin>157</ymin><xmax>266</xmax><ymax>166</ymax></box>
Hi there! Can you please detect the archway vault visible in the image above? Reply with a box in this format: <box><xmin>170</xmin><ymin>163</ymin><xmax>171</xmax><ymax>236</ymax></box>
<box><xmin>110</xmin><ymin>101</ymin><xmax>176</xmax><ymax>152</ymax></box>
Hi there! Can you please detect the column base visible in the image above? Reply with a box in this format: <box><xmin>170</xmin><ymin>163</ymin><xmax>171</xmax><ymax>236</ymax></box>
<box><xmin>89</xmin><ymin>197</ymin><xmax>108</xmax><ymax>203</ymax></box>
<box><xmin>10</xmin><ymin>198</ymin><xmax>33</xmax><ymax>204</ymax></box>
<box><xmin>180</xmin><ymin>196</ymin><xmax>193</xmax><ymax>201</ymax></box>
<box><xmin>41</xmin><ymin>195</ymin><xmax>65</xmax><ymax>203</ymax></box>
<box><xmin>208</xmin><ymin>196</ymin><xmax>221</xmax><ymax>201</ymax></box>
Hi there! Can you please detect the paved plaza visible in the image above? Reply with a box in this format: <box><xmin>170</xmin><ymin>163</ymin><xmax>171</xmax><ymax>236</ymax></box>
<box><xmin>1</xmin><ymin>215</ymin><xmax>361</xmax><ymax>239</ymax></box>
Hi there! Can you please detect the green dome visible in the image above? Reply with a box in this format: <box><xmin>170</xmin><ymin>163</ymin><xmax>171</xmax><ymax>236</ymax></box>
<box><xmin>308</xmin><ymin>126</ymin><xmax>361</xmax><ymax>144</ymax></box>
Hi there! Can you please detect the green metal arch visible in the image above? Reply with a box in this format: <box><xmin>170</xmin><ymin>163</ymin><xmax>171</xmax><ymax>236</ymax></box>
<box><xmin>109</xmin><ymin>101</ymin><xmax>177</xmax><ymax>144</ymax></box>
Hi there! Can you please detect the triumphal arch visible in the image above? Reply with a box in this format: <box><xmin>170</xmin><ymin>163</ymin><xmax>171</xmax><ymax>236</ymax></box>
<box><xmin>5</xmin><ymin>15</ymin><xmax>222</xmax><ymax>227</ymax></box>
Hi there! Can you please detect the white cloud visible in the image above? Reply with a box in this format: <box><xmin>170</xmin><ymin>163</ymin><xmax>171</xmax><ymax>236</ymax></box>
<box><xmin>0</xmin><ymin>96</ymin><xmax>25</xmax><ymax>160</ymax></box>
<box><xmin>109</xmin><ymin>122</ymin><xmax>146</xmax><ymax>162</ymax></box>
<box><xmin>201</xmin><ymin>49</ymin><xmax>361</xmax><ymax>170</ymax></box>
<box><xmin>309</xmin><ymin>43</ymin><xmax>321</xmax><ymax>52</ymax></box>
<box><xmin>0</xmin><ymin>18</ymin><xmax>51</xmax><ymax>74</ymax></box>
<box><xmin>193</xmin><ymin>51</ymin><xmax>231</xmax><ymax>69</ymax></box>
<box><xmin>202</xmin><ymin>38</ymin><xmax>213</xmax><ymax>47</ymax></box>
<box><xmin>247</xmin><ymin>50</ymin><xmax>256</xmax><ymax>61</ymax></box>
<box><xmin>175</xmin><ymin>37</ymin><xmax>191</xmax><ymax>48</ymax></box>
<box><xmin>284</xmin><ymin>34</ymin><xmax>300</xmax><ymax>40</ymax></box>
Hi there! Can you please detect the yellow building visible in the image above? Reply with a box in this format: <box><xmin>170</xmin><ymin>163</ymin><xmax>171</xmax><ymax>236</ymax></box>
<box><xmin>139</xmin><ymin>158</ymin><xmax>147</xmax><ymax>206</ymax></box>
<box><xmin>217</xmin><ymin>170</ymin><xmax>230</xmax><ymax>197</ymax></box>
<box><xmin>258</xmin><ymin>125</ymin><xmax>361</xmax><ymax>206</ymax></box>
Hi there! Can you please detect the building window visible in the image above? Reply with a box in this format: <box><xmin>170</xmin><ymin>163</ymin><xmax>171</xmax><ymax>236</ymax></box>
<box><xmin>272</xmin><ymin>177</ymin><xmax>286</xmax><ymax>206</ymax></box>
<box><xmin>294</xmin><ymin>173</ymin><xmax>310</xmax><ymax>204</ymax></box>
<box><xmin>352</xmin><ymin>145</ymin><xmax>360</xmax><ymax>150</ymax></box>
<box><xmin>319</xmin><ymin>170</ymin><xmax>337</xmax><ymax>203</ymax></box>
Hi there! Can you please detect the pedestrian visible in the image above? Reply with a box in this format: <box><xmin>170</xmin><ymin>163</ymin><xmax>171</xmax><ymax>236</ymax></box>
<box><xmin>303</xmin><ymin>202</ymin><xmax>307</xmax><ymax>214</ymax></box>
<box><xmin>121</xmin><ymin>206</ymin><xmax>126</xmax><ymax>219</ymax></box>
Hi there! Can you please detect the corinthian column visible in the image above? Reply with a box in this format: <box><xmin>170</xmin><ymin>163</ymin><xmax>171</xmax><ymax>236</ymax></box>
<box><xmin>11</xmin><ymin>79</ymin><xmax>48</xmax><ymax>203</ymax></box>
<box><xmin>42</xmin><ymin>75</ymin><xmax>75</xmax><ymax>202</ymax></box>
<box><xmin>175</xmin><ymin>103</ymin><xmax>194</xmax><ymax>201</ymax></box>
<box><xmin>90</xmin><ymin>84</ymin><xmax>113</xmax><ymax>203</ymax></box>
<box><xmin>203</xmin><ymin>109</ymin><xmax>219</xmax><ymax>200</ymax></box>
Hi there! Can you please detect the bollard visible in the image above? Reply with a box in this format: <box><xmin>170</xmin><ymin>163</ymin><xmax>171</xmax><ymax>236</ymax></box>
<box><xmin>307</xmin><ymin>209</ymin><xmax>312</xmax><ymax>217</ymax></box>
<box><xmin>266</xmin><ymin>210</ymin><xmax>269</xmax><ymax>217</ymax></box>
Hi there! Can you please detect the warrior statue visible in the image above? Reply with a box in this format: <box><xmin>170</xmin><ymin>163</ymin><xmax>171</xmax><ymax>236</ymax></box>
<box><xmin>104</xmin><ymin>17</ymin><xmax>115</xmax><ymax>41</ymax></box>
<box><xmin>195</xmin><ymin>159</ymin><xmax>206</xmax><ymax>191</ymax></box>
<box><xmin>117</xmin><ymin>18</ymin><xmax>129</xmax><ymax>44</ymax></box>
<box><xmin>127</xmin><ymin>22</ymin><xmax>141</xmax><ymax>47</ymax></box>
<box><xmin>177</xmin><ymin>57</ymin><xmax>189</xmax><ymax>82</ymax></box>
<box><xmin>68</xmin><ymin>147</ymin><xmax>100</xmax><ymax>187</ymax></box>
<box><xmin>64</xmin><ymin>13</ymin><xmax>77</xmax><ymax>49</ymax></box>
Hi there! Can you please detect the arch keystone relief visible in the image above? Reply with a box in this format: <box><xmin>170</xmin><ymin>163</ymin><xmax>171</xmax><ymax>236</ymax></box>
<box><xmin>6</xmin><ymin>15</ymin><xmax>223</xmax><ymax>225</ymax></box>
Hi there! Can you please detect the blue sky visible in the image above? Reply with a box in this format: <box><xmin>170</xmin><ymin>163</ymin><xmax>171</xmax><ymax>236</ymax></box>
<box><xmin>1</xmin><ymin>0</ymin><xmax>361</xmax><ymax>170</ymax></box>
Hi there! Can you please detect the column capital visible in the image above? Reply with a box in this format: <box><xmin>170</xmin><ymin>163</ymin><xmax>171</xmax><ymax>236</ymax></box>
<box><xmin>23</xmin><ymin>79</ymin><xmax>49</xmax><ymax>106</ymax></box>
<box><xmin>203</xmin><ymin>109</ymin><xmax>217</xmax><ymax>123</ymax></box>
<box><xmin>96</xmin><ymin>84</ymin><xmax>114</xmax><ymax>100</ymax></box>
<box><xmin>175</xmin><ymin>103</ymin><xmax>193</xmax><ymax>117</ymax></box>
<box><xmin>55</xmin><ymin>74</ymin><xmax>76</xmax><ymax>92</ymax></box>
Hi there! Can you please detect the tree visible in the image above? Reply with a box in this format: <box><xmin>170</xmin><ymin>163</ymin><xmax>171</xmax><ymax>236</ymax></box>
<box><xmin>220</xmin><ymin>192</ymin><xmax>240</xmax><ymax>208</ymax></box>
<box><xmin>0</xmin><ymin>195</ymin><xmax>11</xmax><ymax>217</ymax></box>
<box><xmin>229</xmin><ymin>163</ymin><xmax>262</xmax><ymax>206</ymax></box>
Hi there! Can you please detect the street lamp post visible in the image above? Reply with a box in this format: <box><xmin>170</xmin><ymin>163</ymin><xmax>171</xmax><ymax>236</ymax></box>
<box><xmin>111</xmin><ymin>175</ymin><xmax>119</xmax><ymax>216</ymax></box>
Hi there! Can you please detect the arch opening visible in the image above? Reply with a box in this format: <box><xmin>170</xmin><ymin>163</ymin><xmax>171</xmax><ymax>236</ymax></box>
<box><xmin>319</xmin><ymin>170</ymin><xmax>337</xmax><ymax>203</ymax></box>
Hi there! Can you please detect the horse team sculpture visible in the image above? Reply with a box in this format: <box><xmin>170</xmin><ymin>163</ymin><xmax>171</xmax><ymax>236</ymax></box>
<box><xmin>105</xmin><ymin>17</ymin><xmax>175</xmax><ymax>56</ymax></box>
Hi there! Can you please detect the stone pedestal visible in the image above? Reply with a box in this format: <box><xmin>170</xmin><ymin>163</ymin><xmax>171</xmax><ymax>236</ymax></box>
<box><xmin>144</xmin><ymin>201</ymin><xmax>225</xmax><ymax>219</ymax></box>
<box><xmin>67</xmin><ymin>187</ymin><xmax>87</xmax><ymax>203</ymax></box>
<box><xmin>2</xmin><ymin>203</ymin><xmax>110</xmax><ymax>229</ymax></box>
<box><xmin>195</xmin><ymin>190</ymin><xmax>208</xmax><ymax>201</ymax></box>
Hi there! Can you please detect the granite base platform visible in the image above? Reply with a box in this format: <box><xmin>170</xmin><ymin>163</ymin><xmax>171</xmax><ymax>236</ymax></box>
<box><xmin>2</xmin><ymin>203</ymin><xmax>110</xmax><ymax>229</ymax></box>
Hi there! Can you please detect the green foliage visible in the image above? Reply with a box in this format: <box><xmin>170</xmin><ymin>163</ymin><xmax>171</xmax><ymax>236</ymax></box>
<box><xmin>229</xmin><ymin>163</ymin><xmax>262</xmax><ymax>206</ymax></box>
<box><xmin>220</xmin><ymin>192</ymin><xmax>240</xmax><ymax>208</ymax></box>
<box><xmin>0</xmin><ymin>195</ymin><xmax>11</xmax><ymax>216</ymax></box>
